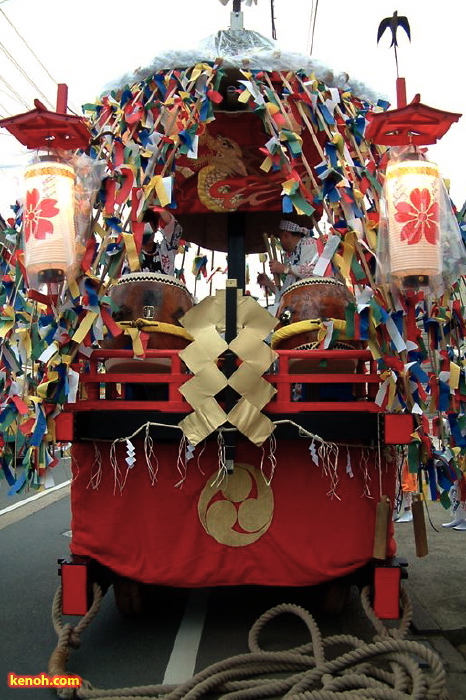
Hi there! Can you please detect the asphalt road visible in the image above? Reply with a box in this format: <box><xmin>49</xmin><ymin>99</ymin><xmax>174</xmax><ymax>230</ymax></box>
<box><xmin>1</xmin><ymin>478</ymin><xmax>464</xmax><ymax>700</ymax></box>
<box><xmin>0</xmin><ymin>453</ymin><xmax>71</xmax><ymax>513</ymax></box>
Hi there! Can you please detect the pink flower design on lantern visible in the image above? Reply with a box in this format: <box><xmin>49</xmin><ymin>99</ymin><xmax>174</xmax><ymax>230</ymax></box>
<box><xmin>24</xmin><ymin>188</ymin><xmax>59</xmax><ymax>242</ymax></box>
<box><xmin>394</xmin><ymin>187</ymin><xmax>439</xmax><ymax>245</ymax></box>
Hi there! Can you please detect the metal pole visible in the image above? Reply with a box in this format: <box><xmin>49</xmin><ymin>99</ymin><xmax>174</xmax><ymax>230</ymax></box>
<box><xmin>231</xmin><ymin>0</ymin><xmax>243</xmax><ymax>29</ymax></box>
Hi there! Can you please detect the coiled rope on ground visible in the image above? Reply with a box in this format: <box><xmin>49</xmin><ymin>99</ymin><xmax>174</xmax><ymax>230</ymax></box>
<box><xmin>48</xmin><ymin>583</ymin><xmax>447</xmax><ymax>700</ymax></box>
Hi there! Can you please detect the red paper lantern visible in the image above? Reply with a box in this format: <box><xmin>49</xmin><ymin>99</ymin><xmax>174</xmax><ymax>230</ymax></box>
<box><xmin>22</xmin><ymin>159</ymin><xmax>78</xmax><ymax>288</ymax></box>
<box><xmin>384</xmin><ymin>157</ymin><xmax>441</xmax><ymax>284</ymax></box>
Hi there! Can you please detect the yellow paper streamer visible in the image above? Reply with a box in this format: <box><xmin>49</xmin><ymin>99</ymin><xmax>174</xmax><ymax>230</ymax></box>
<box><xmin>0</xmin><ymin>305</ymin><xmax>15</xmax><ymax>339</ymax></box>
<box><xmin>260</xmin><ymin>156</ymin><xmax>273</xmax><ymax>172</ymax></box>
<box><xmin>449</xmin><ymin>362</ymin><xmax>461</xmax><ymax>391</ymax></box>
<box><xmin>93</xmin><ymin>222</ymin><xmax>107</xmax><ymax>238</ymax></box>
<box><xmin>37</xmin><ymin>371</ymin><xmax>59</xmax><ymax>400</ymax></box>
<box><xmin>122</xmin><ymin>233</ymin><xmax>140</xmax><ymax>272</ymax></box>
<box><xmin>334</xmin><ymin>231</ymin><xmax>357</xmax><ymax>280</ymax></box>
<box><xmin>155</xmin><ymin>176</ymin><xmax>171</xmax><ymax>207</ymax></box>
<box><xmin>72</xmin><ymin>311</ymin><xmax>98</xmax><ymax>345</ymax></box>
<box><xmin>123</xmin><ymin>327</ymin><xmax>145</xmax><ymax>358</ymax></box>
<box><xmin>281</xmin><ymin>178</ymin><xmax>298</xmax><ymax>195</ymax></box>
<box><xmin>237</xmin><ymin>89</ymin><xmax>251</xmax><ymax>104</ymax></box>
<box><xmin>68</xmin><ymin>278</ymin><xmax>81</xmax><ymax>300</ymax></box>
<box><xmin>15</xmin><ymin>327</ymin><xmax>32</xmax><ymax>362</ymax></box>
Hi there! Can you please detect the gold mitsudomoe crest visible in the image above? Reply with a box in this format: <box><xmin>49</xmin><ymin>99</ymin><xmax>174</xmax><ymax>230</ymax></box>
<box><xmin>198</xmin><ymin>464</ymin><xmax>274</xmax><ymax>546</ymax></box>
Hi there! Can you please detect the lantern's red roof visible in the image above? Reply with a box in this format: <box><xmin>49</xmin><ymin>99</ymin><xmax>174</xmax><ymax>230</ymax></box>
<box><xmin>0</xmin><ymin>99</ymin><xmax>91</xmax><ymax>150</ymax></box>
<box><xmin>365</xmin><ymin>95</ymin><xmax>462</xmax><ymax>146</ymax></box>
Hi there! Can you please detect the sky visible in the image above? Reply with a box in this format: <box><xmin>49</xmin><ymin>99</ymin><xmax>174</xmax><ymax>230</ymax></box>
<box><xmin>1</xmin><ymin>0</ymin><xmax>465</xmax><ymax>219</ymax></box>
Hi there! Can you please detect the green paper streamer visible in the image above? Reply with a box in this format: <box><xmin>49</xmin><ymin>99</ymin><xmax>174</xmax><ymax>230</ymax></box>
<box><xmin>408</xmin><ymin>441</ymin><xmax>420</xmax><ymax>473</ymax></box>
<box><xmin>439</xmin><ymin>489</ymin><xmax>451</xmax><ymax>510</ymax></box>
<box><xmin>345</xmin><ymin>302</ymin><xmax>355</xmax><ymax>339</ymax></box>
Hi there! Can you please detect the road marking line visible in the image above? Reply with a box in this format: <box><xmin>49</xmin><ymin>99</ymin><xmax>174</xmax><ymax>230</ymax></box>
<box><xmin>0</xmin><ymin>480</ymin><xmax>71</xmax><ymax>517</ymax></box>
<box><xmin>163</xmin><ymin>588</ymin><xmax>210</xmax><ymax>685</ymax></box>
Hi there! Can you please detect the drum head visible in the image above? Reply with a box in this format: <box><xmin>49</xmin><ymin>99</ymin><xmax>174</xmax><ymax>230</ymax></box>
<box><xmin>116</xmin><ymin>272</ymin><xmax>191</xmax><ymax>295</ymax></box>
<box><xmin>280</xmin><ymin>276</ymin><xmax>346</xmax><ymax>298</ymax></box>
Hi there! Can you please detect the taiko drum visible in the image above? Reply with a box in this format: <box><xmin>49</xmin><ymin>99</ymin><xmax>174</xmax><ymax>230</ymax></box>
<box><xmin>275</xmin><ymin>276</ymin><xmax>354</xmax><ymax>350</ymax></box>
<box><xmin>274</xmin><ymin>276</ymin><xmax>360</xmax><ymax>377</ymax></box>
<box><xmin>102</xmin><ymin>272</ymin><xmax>193</xmax><ymax>373</ymax></box>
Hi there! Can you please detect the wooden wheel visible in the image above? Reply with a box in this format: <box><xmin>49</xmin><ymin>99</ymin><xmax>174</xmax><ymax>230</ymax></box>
<box><xmin>113</xmin><ymin>576</ymin><xmax>145</xmax><ymax>617</ymax></box>
<box><xmin>317</xmin><ymin>580</ymin><xmax>351</xmax><ymax>616</ymax></box>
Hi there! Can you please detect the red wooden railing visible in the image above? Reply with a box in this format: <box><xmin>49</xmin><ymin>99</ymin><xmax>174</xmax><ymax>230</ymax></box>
<box><xmin>65</xmin><ymin>347</ymin><xmax>382</xmax><ymax>414</ymax></box>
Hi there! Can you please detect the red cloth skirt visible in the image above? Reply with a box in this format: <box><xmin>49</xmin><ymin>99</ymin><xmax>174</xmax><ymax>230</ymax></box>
<box><xmin>70</xmin><ymin>438</ymin><xmax>396</xmax><ymax>587</ymax></box>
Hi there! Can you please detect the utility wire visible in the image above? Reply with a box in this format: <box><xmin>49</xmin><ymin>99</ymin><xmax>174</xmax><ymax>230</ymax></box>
<box><xmin>306</xmin><ymin>1</ymin><xmax>314</xmax><ymax>54</ymax></box>
<box><xmin>0</xmin><ymin>7</ymin><xmax>81</xmax><ymax>115</ymax></box>
<box><xmin>0</xmin><ymin>7</ymin><xmax>58</xmax><ymax>86</ymax></box>
<box><xmin>0</xmin><ymin>39</ymin><xmax>54</xmax><ymax>109</ymax></box>
<box><xmin>0</xmin><ymin>72</ymin><xmax>30</xmax><ymax>112</ymax></box>
<box><xmin>0</xmin><ymin>90</ymin><xmax>14</xmax><ymax>115</ymax></box>
<box><xmin>308</xmin><ymin>0</ymin><xmax>319</xmax><ymax>56</ymax></box>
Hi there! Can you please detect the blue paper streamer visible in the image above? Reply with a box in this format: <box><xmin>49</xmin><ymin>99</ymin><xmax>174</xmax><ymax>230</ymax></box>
<box><xmin>30</xmin><ymin>408</ymin><xmax>47</xmax><ymax>447</ymax></box>
<box><xmin>426</xmin><ymin>462</ymin><xmax>438</xmax><ymax>500</ymax></box>
<box><xmin>359</xmin><ymin>307</ymin><xmax>370</xmax><ymax>340</ymax></box>
<box><xmin>448</xmin><ymin>413</ymin><xmax>466</xmax><ymax>448</ymax></box>
<box><xmin>1</xmin><ymin>460</ymin><xmax>16</xmax><ymax>486</ymax></box>
<box><xmin>8</xmin><ymin>470</ymin><xmax>27</xmax><ymax>495</ymax></box>
<box><xmin>409</xmin><ymin>362</ymin><xmax>429</xmax><ymax>385</ymax></box>
<box><xmin>282</xmin><ymin>195</ymin><xmax>293</xmax><ymax>213</ymax></box>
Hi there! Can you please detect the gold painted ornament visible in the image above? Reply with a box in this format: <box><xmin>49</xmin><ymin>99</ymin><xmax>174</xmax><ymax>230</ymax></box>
<box><xmin>198</xmin><ymin>463</ymin><xmax>274</xmax><ymax>546</ymax></box>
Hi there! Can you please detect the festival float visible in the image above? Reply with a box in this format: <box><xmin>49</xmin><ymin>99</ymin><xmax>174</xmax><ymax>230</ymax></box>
<box><xmin>1</xmin><ymin>0</ymin><xmax>466</xmax><ymax>683</ymax></box>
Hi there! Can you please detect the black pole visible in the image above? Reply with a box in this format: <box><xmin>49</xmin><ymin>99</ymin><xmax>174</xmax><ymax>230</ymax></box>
<box><xmin>223</xmin><ymin>280</ymin><xmax>238</xmax><ymax>473</ymax></box>
<box><xmin>222</xmin><ymin>211</ymin><xmax>246</xmax><ymax>471</ymax></box>
<box><xmin>227</xmin><ymin>211</ymin><xmax>246</xmax><ymax>292</ymax></box>
<box><xmin>232</xmin><ymin>0</ymin><xmax>241</xmax><ymax>13</ymax></box>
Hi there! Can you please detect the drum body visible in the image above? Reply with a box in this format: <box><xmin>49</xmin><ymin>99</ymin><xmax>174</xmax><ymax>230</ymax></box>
<box><xmin>275</xmin><ymin>276</ymin><xmax>354</xmax><ymax>350</ymax></box>
<box><xmin>274</xmin><ymin>276</ymin><xmax>359</xmax><ymax>380</ymax></box>
<box><xmin>102</xmin><ymin>272</ymin><xmax>193</xmax><ymax>374</ymax></box>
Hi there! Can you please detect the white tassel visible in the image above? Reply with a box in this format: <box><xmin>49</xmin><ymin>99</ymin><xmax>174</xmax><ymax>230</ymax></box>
<box><xmin>261</xmin><ymin>433</ymin><xmax>277</xmax><ymax>486</ymax></box>
<box><xmin>86</xmin><ymin>442</ymin><xmax>102</xmax><ymax>490</ymax></box>
<box><xmin>144</xmin><ymin>426</ymin><xmax>159</xmax><ymax>486</ymax></box>
<box><xmin>360</xmin><ymin>447</ymin><xmax>373</xmax><ymax>499</ymax></box>
<box><xmin>175</xmin><ymin>435</ymin><xmax>188</xmax><ymax>488</ymax></box>
<box><xmin>211</xmin><ymin>431</ymin><xmax>227</xmax><ymax>487</ymax></box>
<box><xmin>319</xmin><ymin>442</ymin><xmax>340</xmax><ymax>499</ymax></box>
<box><xmin>194</xmin><ymin>440</ymin><xmax>207</xmax><ymax>476</ymax></box>
<box><xmin>109</xmin><ymin>440</ymin><xmax>122</xmax><ymax>495</ymax></box>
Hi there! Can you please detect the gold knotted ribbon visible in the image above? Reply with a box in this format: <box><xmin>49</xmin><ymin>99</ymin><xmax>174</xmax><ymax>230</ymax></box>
<box><xmin>178</xmin><ymin>289</ymin><xmax>278</xmax><ymax>446</ymax></box>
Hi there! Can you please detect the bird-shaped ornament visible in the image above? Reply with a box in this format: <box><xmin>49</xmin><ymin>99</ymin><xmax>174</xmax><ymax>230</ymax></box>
<box><xmin>377</xmin><ymin>10</ymin><xmax>411</xmax><ymax>78</ymax></box>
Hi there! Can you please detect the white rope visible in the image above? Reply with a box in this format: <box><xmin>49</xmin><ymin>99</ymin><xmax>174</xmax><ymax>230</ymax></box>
<box><xmin>50</xmin><ymin>586</ymin><xmax>447</xmax><ymax>700</ymax></box>
<box><xmin>79</xmin><ymin>420</ymin><xmax>384</xmax><ymax>498</ymax></box>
